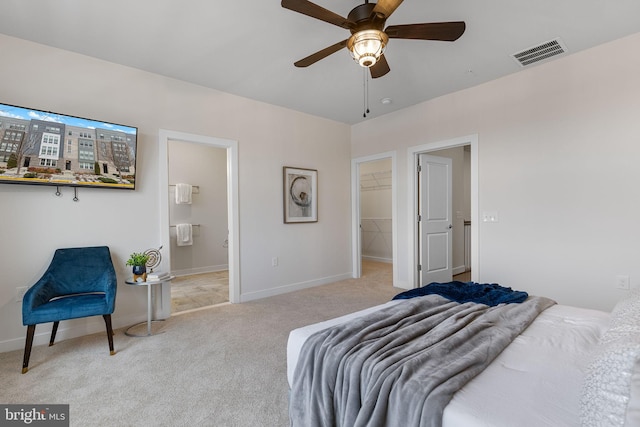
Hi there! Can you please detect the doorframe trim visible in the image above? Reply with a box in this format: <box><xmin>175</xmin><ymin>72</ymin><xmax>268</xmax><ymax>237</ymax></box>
<box><xmin>351</xmin><ymin>151</ymin><xmax>398</xmax><ymax>286</ymax></box>
<box><xmin>408</xmin><ymin>134</ymin><xmax>479</xmax><ymax>287</ymax></box>
<box><xmin>158</xmin><ymin>129</ymin><xmax>240</xmax><ymax>318</ymax></box>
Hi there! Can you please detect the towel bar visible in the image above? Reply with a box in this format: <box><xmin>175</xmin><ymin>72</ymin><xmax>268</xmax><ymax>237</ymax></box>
<box><xmin>169</xmin><ymin>184</ymin><xmax>200</xmax><ymax>194</ymax></box>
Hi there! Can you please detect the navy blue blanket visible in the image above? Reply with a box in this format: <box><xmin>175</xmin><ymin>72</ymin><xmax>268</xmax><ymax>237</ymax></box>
<box><xmin>392</xmin><ymin>281</ymin><xmax>528</xmax><ymax>306</ymax></box>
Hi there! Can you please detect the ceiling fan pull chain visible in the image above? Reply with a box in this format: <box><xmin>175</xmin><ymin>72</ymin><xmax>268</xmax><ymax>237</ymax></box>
<box><xmin>363</xmin><ymin>68</ymin><xmax>367</xmax><ymax>117</ymax></box>
<box><xmin>363</xmin><ymin>68</ymin><xmax>371</xmax><ymax>118</ymax></box>
<box><xmin>366</xmin><ymin>71</ymin><xmax>370</xmax><ymax>115</ymax></box>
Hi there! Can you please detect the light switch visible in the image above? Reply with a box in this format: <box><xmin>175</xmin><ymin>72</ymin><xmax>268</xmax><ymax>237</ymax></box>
<box><xmin>616</xmin><ymin>275</ymin><xmax>630</xmax><ymax>290</ymax></box>
<box><xmin>482</xmin><ymin>211</ymin><xmax>499</xmax><ymax>223</ymax></box>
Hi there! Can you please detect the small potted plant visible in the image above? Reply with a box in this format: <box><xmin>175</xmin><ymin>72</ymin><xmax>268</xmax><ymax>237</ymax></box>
<box><xmin>127</xmin><ymin>252</ymin><xmax>150</xmax><ymax>281</ymax></box>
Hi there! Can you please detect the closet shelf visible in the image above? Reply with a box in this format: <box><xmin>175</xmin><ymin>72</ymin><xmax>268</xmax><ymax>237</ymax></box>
<box><xmin>360</xmin><ymin>171</ymin><xmax>391</xmax><ymax>191</ymax></box>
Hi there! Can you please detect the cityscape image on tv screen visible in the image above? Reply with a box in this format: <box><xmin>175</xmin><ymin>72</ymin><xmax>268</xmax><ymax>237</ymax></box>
<box><xmin>0</xmin><ymin>102</ymin><xmax>138</xmax><ymax>190</ymax></box>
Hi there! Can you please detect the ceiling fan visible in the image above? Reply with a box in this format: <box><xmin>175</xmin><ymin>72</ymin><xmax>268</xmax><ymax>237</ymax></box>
<box><xmin>281</xmin><ymin>0</ymin><xmax>466</xmax><ymax>78</ymax></box>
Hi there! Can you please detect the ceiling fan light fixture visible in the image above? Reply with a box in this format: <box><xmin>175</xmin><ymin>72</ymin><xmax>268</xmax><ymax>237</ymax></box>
<box><xmin>347</xmin><ymin>29</ymin><xmax>388</xmax><ymax>68</ymax></box>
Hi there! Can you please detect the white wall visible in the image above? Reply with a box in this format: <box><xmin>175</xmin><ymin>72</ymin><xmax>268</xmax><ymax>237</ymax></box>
<box><xmin>352</xmin><ymin>32</ymin><xmax>640</xmax><ymax>312</ymax></box>
<box><xmin>0</xmin><ymin>34</ymin><xmax>351</xmax><ymax>352</ymax></box>
<box><xmin>168</xmin><ymin>140</ymin><xmax>228</xmax><ymax>275</ymax></box>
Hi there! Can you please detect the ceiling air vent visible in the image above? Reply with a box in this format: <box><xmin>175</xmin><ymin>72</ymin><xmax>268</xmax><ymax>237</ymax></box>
<box><xmin>511</xmin><ymin>38</ymin><xmax>567</xmax><ymax>67</ymax></box>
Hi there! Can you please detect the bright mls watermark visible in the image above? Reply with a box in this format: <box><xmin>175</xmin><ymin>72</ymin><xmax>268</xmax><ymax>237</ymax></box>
<box><xmin>1</xmin><ymin>405</ymin><xmax>69</xmax><ymax>426</ymax></box>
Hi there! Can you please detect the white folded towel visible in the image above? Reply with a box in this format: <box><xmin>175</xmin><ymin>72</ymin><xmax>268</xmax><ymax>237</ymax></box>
<box><xmin>175</xmin><ymin>183</ymin><xmax>192</xmax><ymax>204</ymax></box>
<box><xmin>176</xmin><ymin>224</ymin><xmax>193</xmax><ymax>246</ymax></box>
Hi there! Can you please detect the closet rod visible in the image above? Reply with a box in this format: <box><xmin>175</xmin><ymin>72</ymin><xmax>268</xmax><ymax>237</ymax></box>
<box><xmin>169</xmin><ymin>184</ymin><xmax>199</xmax><ymax>188</ymax></box>
<box><xmin>169</xmin><ymin>224</ymin><xmax>201</xmax><ymax>227</ymax></box>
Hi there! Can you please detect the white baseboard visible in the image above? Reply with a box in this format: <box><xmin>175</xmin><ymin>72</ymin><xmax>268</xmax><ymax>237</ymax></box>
<box><xmin>0</xmin><ymin>312</ymin><xmax>148</xmax><ymax>354</ymax></box>
<box><xmin>239</xmin><ymin>272</ymin><xmax>353</xmax><ymax>302</ymax></box>
<box><xmin>362</xmin><ymin>256</ymin><xmax>392</xmax><ymax>264</ymax></box>
<box><xmin>171</xmin><ymin>264</ymin><xmax>228</xmax><ymax>277</ymax></box>
<box><xmin>453</xmin><ymin>265</ymin><xmax>467</xmax><ymax>276</ymax></box>
<box><xmin>393</xmin><ymin>279</ymin><xmax>413</xmax><ymax>290</ymax></box>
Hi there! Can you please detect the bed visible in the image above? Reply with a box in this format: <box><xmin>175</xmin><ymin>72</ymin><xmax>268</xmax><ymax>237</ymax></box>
<box><xmin>287</xmin><ymin>283</ymin><xmax>640</xmax><ymax>427</ymax></box>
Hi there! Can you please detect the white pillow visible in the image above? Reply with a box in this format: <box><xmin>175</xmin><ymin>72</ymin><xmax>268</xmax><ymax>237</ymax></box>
<box><xmin>628</xmin><ymin>365</ymin><xmax>640</xmax><ymax>427</ymax></box>
<box><xmin>607</xmin><ymin>289</ymin><xmax>640</xmax><ymax>337</ymax></box>
<box><xmin>581</xmin><ymin>290</ymin><xmax>640</xmax><ymax>427</ymax></box>
<box><xmin>581</xmin><ymin>339</ymin><xmax>640</xmax><ymax>426</ymax></box>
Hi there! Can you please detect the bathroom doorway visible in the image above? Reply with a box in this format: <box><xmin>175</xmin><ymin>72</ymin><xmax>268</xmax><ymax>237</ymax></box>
<box><xmin>167</xmin><ymin>140</ymin><xmax>229</xmax><ymax>313</ymax></box>
<box><xmin>158</xmin><ymin>129</ymin><xmax>239</xmax><ymax>319</ymax></box>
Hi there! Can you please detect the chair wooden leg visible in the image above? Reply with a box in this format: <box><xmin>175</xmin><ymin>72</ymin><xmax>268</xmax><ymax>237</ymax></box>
<box><xmin>49</xmin><ymin>321</ymin><xmax>59</xmax><ymax>346</ymax></box>
<box><xmin>103</xmin><ymin>315</ymin><xmax>115</xmax><ymax>355</ymax></box>
<box><xmin>22</xmin><ymin>325</ymin><xmax>36</xmax><ymax>374</ymax></box>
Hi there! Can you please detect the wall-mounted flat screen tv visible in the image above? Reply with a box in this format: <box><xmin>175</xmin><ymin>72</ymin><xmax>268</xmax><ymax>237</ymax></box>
<box><xmin>0</xmin><ymin>102</ymin><xmax>137</xmax><ymax>190</ymax></box>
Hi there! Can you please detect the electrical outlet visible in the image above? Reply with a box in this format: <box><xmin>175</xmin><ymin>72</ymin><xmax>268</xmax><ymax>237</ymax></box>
<box><xmin>15</xmin><ymin>286</ymin><xmax>28</xmax><ymax>302</ymax></box>
<box><xmin>616</xmin><ymin>275</ymin><xmax>630</xmax><ymax>290</ymax></box>
<box><xmin>271</xmin><ymin>257</ymin><xmax>279</xmax><ymax>267</ymax></box>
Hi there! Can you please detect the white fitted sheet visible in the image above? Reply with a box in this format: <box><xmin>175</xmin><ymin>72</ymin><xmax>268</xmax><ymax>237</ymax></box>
<box><xmin>287</xmin><ymin>301</ymin><xmax>610</xmax><ymax>427</ymax></box>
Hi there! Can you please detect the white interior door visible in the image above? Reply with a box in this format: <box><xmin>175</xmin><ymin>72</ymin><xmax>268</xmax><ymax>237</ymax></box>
<box><xmin>419</xmin><ymin>154</ymin><xmax>453</xmax><ymax>285</ymax></box>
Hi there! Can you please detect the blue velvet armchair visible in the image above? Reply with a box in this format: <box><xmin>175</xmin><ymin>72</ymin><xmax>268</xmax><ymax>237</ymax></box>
<box><xmin>21</xmin><ymin>246</ymin><xmax>117</xmax><ymax>373</ymax></box>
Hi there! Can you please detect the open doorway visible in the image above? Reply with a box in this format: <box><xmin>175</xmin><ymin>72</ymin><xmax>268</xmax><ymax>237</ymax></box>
<box><xmin>351</xmin><ymin>151</ymin><xmax>398</xmax><ymax>285</ymax></box>
<box><xmin>360</xmin><ymin>158</ymin><xmax>393</xmax><ymax>279</ymax></box>
<box><xmin>417</xmin><ymin>147</ymin><xmax>471</xmax><ymax>285</ymax></box>
<box><xmin>167</xmin><ymin>140</ymin><xmax>229</xmax><ymax>313</ymax></box>
<box><xmin>158</xmin><ymin>129</ymin><xmax>239</xmax><ymax>319</ymax></box>
<box><xmin>409</xmin><ymin>134</ymin><xmax>479</xmax><ymax>286</ymax></box>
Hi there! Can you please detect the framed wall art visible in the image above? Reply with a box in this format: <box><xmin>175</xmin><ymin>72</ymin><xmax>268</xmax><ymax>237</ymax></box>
<box><xmin>283</xmin><ymin>166</ymin><xmax>317</xmax><ymax>223</ymax></box>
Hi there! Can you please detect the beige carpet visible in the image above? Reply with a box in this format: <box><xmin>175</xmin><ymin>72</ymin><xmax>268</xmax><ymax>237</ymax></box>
<box><xmin>0</xmin><ymin>261</ymin><xmax>398</xmax><ymax>427</ymax></box>
<box><xmin>171</xmin><ymin>270</ymin><xmax>229</xmax><ymax>313</ymax></box>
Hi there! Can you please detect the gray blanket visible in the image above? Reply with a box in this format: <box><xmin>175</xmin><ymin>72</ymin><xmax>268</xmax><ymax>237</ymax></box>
<box><xmin>289</xmin><ymin>294</ymin><xmax>555</xmax><ymax>427</ymax></box>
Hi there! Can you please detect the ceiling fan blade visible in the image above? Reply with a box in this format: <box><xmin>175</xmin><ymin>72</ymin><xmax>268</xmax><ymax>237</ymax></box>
<box><xmin>385</xmin><ymin>21</ymin><xmax>466</xmax><ymax>41</ymax></box>
<box><xmin>370</xmin><ymin>54</ymin><xmax>390</xmax><ymax>79</ymax></box>
<box><xmin>372</xmin><ymin>0</ymin><xmax>404</xmax><ymax>19</ymax></box>
<box><xmin>281</xmin><ymin>0</ymin><xmax>354</xmax><ymax>30</ymax></box>
<box><xmin>294</xmin><ymin>39</ymin><xmax>348</xmax><ymax>67</ymax></box>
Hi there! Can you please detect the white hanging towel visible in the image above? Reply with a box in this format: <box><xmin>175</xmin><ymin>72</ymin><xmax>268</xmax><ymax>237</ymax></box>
<box><xmin>175</xmin><ymin>183</ymin><xmax>192</xmax><ymax>204</ymax></box>
<box><xmin>176</xmin><ymin>224</ymin><xmax>193</xmax><ymax>246</ymax></box>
